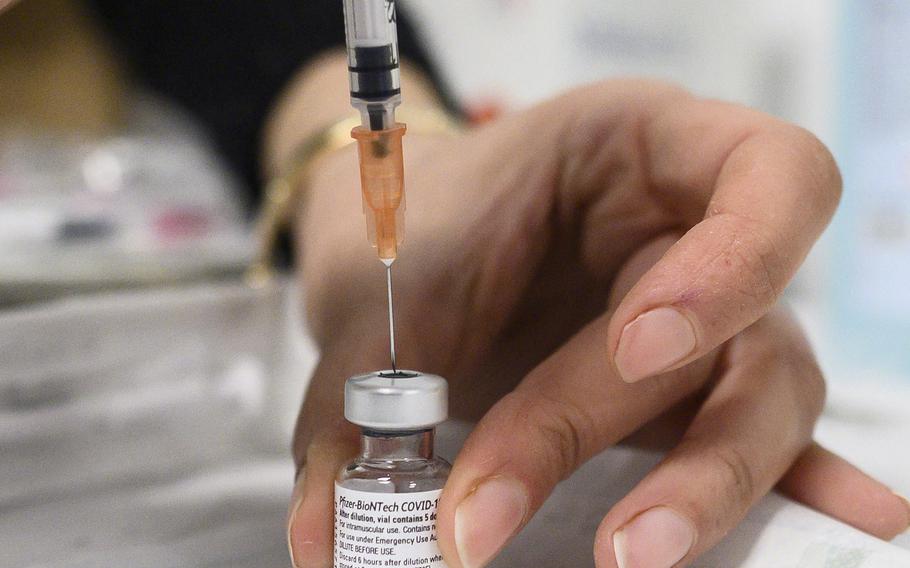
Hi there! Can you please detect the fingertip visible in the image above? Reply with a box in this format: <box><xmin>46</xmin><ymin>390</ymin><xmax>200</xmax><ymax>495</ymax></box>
<box><xmin>287</xmin><ymin>429</ymin><xmax>357</xmax><ymax>568</ymax></box>
<box><xmin>452</xmin><ymin>477</ymin><xmax>529</xmax><ymax>568</ymax></box>
<box><xmin>895</xmin><ymin>492</ymin><xmax>910</xmax><ymax>535</ymax></box>
<box><xmin>436</xmin><ymin>415</ymin><xmax>535</xmax><ymax>568</ymax></box>
<box><xmin>594</xmin><ymin>505</ymin><xmax>697</xmax><ymax>568</ymax></box>
<box><xmin>780</xmin><ymin>444</ymin><xmax>910</xmax><ymax>540</ymax></box>
<box><xmin>287</xmin><ymin>488</ymin><xmax>334</xmax><ymax>568</ymax></box>
<box><xmin>286</xmin><ymin>508</ymin><xmax>305</xmax><ymax>568</ymax></box>
<box><xmin>287</xmin><ymin>470</ymin><xmax>311</xmax><ymax>567</ymax></box>
<box><xmin>613</xmin><ymin>306</ymin><xmax>698</xmax><ymax>383</ymax></box>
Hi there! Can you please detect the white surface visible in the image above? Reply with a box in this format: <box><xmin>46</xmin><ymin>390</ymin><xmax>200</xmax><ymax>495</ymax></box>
<box><xmin>1</xmin><ymin>284</ymin><xmax>908</xmax><ymax>567</ymax></box>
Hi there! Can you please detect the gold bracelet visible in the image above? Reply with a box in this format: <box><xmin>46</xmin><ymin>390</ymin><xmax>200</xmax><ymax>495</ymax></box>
<box><xmin>245</xmin><ymin>106</ymin><xmax>461</xmax><ymax>287</ymax></box>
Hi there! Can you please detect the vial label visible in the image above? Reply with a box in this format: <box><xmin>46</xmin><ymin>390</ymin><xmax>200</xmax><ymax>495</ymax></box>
<box><xmin>334</xmin><ymin>484</ymin><xmax>446</xmax><ymax>568</ymax></box>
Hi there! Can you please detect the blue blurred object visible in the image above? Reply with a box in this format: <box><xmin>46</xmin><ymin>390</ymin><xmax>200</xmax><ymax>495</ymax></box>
<box><xmin>830</xmin><ymin>0</ymin><xmax>910</xmax><ymax>380</ymax></box>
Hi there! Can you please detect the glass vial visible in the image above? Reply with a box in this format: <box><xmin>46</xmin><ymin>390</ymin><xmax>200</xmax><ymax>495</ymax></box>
<box><xmin>335</xmin><ymin>371</ymin><xmax>451</xmax><ymax>568</ymax></box>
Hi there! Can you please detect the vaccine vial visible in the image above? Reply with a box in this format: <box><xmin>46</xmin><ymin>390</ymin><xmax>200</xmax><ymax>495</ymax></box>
<box><xmin>335</xmin><ymin>371</ymin><xmax>451</xmax><ymax>568</ymax></box>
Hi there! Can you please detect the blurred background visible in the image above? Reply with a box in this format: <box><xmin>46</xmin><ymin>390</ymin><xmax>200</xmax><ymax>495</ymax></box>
<box><xmin>404</xmin><ymin>0</ymin><xmax>910</xmax><ymax>384</ymax></box>
<box><xmin>1</xmin><ymin>1</ymin><xmax>908</xmax><ymax>567</ymax></box>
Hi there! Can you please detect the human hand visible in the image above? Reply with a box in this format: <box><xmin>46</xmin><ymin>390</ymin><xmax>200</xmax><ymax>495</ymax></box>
<box><xmin>287</xmin><ymin>80</ymin><xmax>910</xmax><ymax>568</ymax></box>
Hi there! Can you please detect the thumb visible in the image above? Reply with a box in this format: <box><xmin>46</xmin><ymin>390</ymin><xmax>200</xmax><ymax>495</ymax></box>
<box><xmin>287</xmin><ymin>342</ymin><xmax>385</xmax><ymax>568</ymax></box>
<box><xmin>288</xmin><ymin>418</ymin><xmax>359</xmax><ymax>568</ymax></box>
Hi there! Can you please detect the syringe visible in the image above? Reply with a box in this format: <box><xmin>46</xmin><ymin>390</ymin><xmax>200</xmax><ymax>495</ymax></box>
<box><xmin>343</xmin><ymin>0</ymin><xmax>406</xmax><ymax>370</ymax></box>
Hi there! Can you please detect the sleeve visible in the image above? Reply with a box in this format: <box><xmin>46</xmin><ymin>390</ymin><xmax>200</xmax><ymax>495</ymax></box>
<box><xmin>85</xmin><ymin>0</ymin><xmax>450</xmax><ymax>209</ymax></box>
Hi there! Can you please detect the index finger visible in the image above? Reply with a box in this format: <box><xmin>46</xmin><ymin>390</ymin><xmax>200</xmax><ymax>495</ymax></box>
<box><xmin>601</xmin><ymin>92</ymin><xmax>842</xmax><ymax>382</ymax></box>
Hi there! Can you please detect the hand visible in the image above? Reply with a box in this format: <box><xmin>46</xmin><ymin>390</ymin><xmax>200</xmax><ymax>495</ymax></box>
<box><xmin>287</xmin><ymin>80</ymin><xmax>910</xmax><ymax>568</ymax></box>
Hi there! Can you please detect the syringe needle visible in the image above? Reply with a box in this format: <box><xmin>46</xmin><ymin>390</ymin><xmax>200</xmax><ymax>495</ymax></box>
<box><xmin>384</xmin><ymin>260</ymin><xmax>398</xmax><ymax>372</ymax></box>
<box><xmin>344</xmin><ymin>0</ymin><xmax>405</xmax><ymax>372</ymax></box>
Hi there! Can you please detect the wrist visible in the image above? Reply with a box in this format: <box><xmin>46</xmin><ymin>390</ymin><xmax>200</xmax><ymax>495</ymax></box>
<box><xmin>263</xmin><ymin>51</ymin><xmax>353</xmax><ymax>179</ymax></box>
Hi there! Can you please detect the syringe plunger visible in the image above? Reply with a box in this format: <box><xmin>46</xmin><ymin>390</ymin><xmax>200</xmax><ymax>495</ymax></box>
<box><xmin>343</xmin><ymin>0</ymin><xmax>401</xmax><ymax>130</ymax></box>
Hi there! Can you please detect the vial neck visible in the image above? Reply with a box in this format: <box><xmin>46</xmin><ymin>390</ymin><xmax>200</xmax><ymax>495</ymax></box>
<box><xmin>361</xmin><ymin>429</ymin><xmax>434</xmax><ymax>461</ymax></box>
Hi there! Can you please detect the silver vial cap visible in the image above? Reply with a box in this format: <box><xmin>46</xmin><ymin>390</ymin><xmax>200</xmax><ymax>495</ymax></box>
<box><xmin>345</xmin><ymin>371</ymin><xmax>448</xmax><ymax>431</ymax></box>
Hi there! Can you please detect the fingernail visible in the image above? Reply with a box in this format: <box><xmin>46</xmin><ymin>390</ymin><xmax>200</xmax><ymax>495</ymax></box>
<box><xmin>287</xmin><ymin>472</ymin><xmax>307</xmax><ymax>568</ymax></box>
<box><xmin>613</xmin><ymin>507</ymin><xmax>696</xmax><ymax>568</ymax></box>
<box><xmin>288</xmin><ymin>471</ymin><xmax>306</xmax><ymax>524</ymax></box>
<box><xmin>614</xmin><ymin>307</ymin><xmax>697</xmax><ymax>383</ymax></box>
<box><xmin>455</xmin><ymin>477</ymin><xmax>529</xmax><ymax>568</ymax></box>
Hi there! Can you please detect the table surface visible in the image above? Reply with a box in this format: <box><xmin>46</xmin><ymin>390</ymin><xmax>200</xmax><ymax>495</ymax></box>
<box><xmin>1</xmin><ymin>284</ymin><xmax>908</xmax><ymax>567</ymax></box>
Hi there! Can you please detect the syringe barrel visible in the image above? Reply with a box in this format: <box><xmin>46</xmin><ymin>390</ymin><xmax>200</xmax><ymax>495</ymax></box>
<box><xmin>343</xmin><ymin>0</ymin><xmax>401</xmax><ymax>130</ymax></box>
